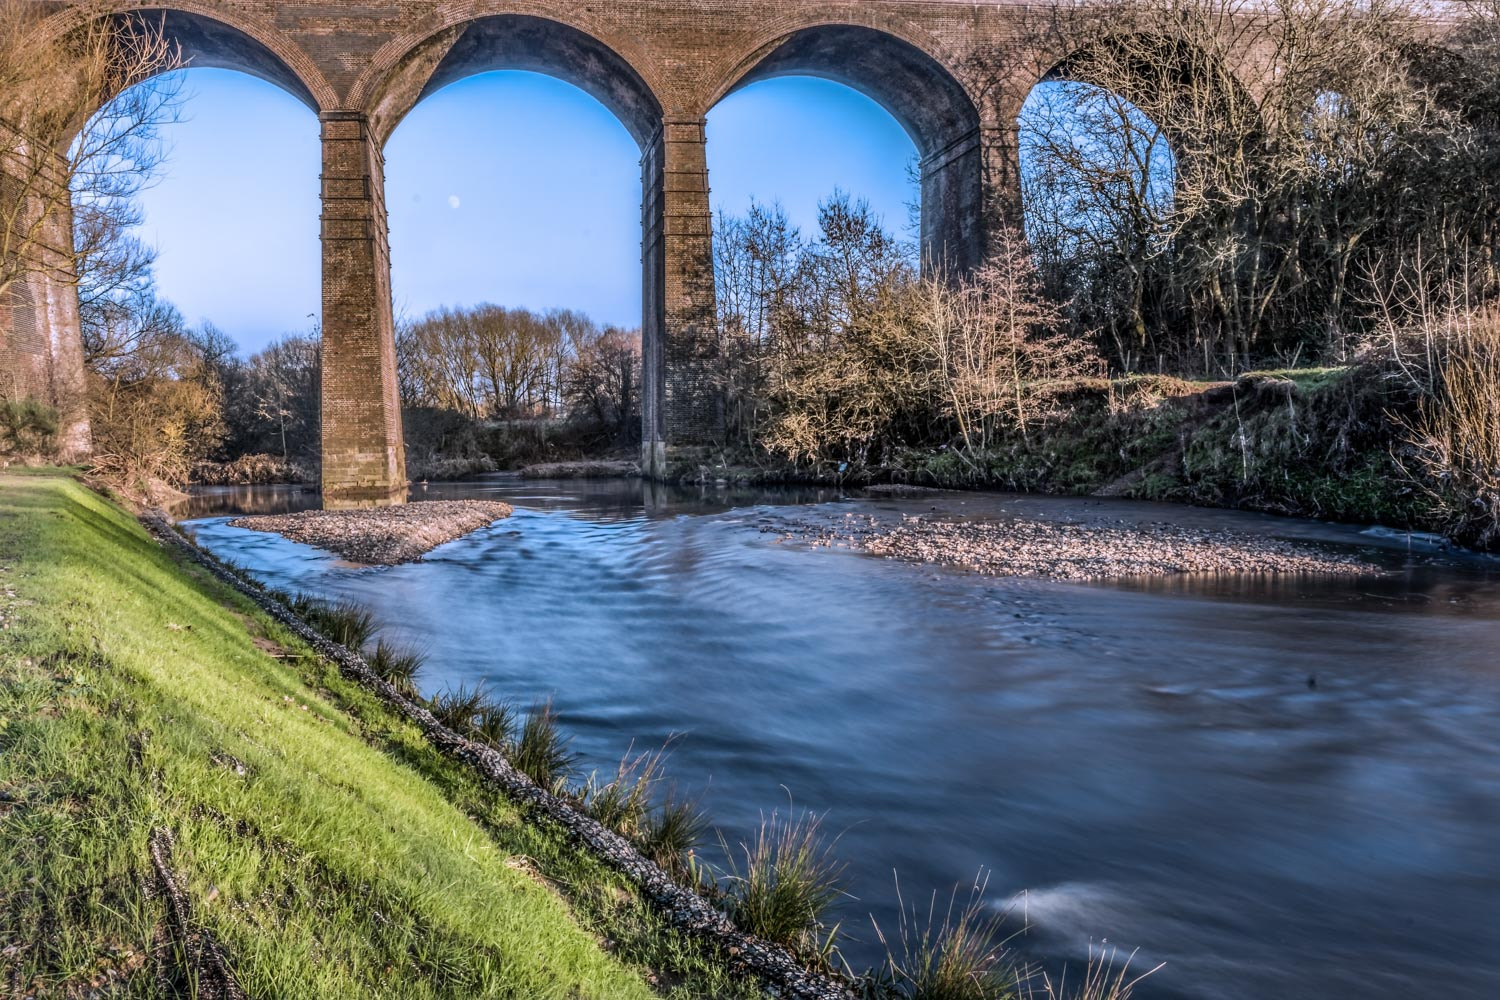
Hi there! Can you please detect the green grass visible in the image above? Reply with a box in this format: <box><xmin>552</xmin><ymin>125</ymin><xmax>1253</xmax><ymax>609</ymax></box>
<box><xmin>0</xmin><ymin>470</ymin><xmax>765</xmax><ymax>999</ymax></box>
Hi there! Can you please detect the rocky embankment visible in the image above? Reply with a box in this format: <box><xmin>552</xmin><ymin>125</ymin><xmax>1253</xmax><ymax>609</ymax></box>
<box><xmin>763</xmin><ymin>508</ymin><xmax>1376</xmax><ymax>582</ymax></box>
<box><xmin>230</xmin><ymin>500</ymin><xmax>513</xmax><ymax>564</ymax></box>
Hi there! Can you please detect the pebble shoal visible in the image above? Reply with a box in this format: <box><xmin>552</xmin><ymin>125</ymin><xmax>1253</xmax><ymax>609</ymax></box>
<box><xmin>764</xmin><ymin>511</ymin><xmax>1375</xmax><ymax>582</ymax></box>
<box><xmin>230</xmin><ymin>500</ymin><xmax>514</xmax><ymax>565</ymax></box>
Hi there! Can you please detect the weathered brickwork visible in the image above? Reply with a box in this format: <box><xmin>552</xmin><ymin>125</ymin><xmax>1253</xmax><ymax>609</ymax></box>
<box><xmin>6</xmin><ymin>1</ymin><xmax>1445</xmax><ymax>490</ymax></box>
<box><xmin>0</xmin><ymin>151</ymin><xmax>90</xmax><ymax>461</ymax></box>
<box><xmin>319</xmin><ymin>111</ymin><xmax>406</xmax><ymax>502</ymax></box>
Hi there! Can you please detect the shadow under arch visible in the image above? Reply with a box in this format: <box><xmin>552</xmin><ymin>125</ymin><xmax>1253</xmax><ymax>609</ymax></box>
<box><xmin>710</xmin><ymin>23</ymin><xmax>987</xmax><ymax>275</ymax></box>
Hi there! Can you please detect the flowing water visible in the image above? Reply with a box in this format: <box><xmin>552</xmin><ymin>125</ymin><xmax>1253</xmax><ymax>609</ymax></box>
<box><xmin>178</xmin><ymin>477</ymin><xmax>1500</xmax><ymax>1000</ymax></box>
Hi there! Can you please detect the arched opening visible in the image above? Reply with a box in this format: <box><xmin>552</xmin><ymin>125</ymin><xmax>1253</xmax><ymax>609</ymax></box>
<box><xmin>112</xmin><ymin>9</ymin><xmax>320</xmax><ymax>111</ymax></box>
<box><xmin>1018</xmin><ymin>33</ymin><xmax>1258</xmax><ymax>371</ymax></box>
<box><xmin>1018</xmin><ymin>77</ymin><xmax>1175</xmax><ymax>368</ymax></box>
<box><xmin>2</xmin><ymin>7</ymin><xmax>326</xmax><ymax>463</ymax></box>
<box><xmin>707</xmin><ymin>76</ymin><xmax>919</xmax><ymax>247</ymax></box>
<box><xmin>370</xmin><ymin>16</ymin><xmax>664</xmax><ymax>471</ymax></box>
<box><xmin>47</xmin><ymin>10</ymin><xmax>323</xmax><ymax>479</ymax></box>
<box><xmin>97</xmin><ymin>65</ymin><xmax>320</xmax><ymax>473</ymax></box>
<box><xmin>711</xmin><ymin>25</ymin><xmax>984</xmax><ymax>275</ymax></box>
<box><xmin>126</xmin><ymin>68</ymin><xmax>319</xmax><ymax>347</ymax></box>
<box><xmin>384</xmin><ymin>69</ymin><xmax>643</xmax><ymax>461</ymax></box>
<box><xmin>704</xmin><ymin>76</ymin><xmax>920</xmax><ymax>447</ymax></box>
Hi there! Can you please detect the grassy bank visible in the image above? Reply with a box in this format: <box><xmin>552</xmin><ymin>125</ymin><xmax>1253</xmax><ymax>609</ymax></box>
<box><xmin>0</xmin><ymin>470</ymin><xmax>764</xmax><ymax>998</ymax></box>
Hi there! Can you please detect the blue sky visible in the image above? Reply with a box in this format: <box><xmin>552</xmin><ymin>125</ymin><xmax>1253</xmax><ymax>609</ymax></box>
<box><xmin>132</xmin><ymin>68</ymin><xmax>919</xmax><ymax>355</ymax></box>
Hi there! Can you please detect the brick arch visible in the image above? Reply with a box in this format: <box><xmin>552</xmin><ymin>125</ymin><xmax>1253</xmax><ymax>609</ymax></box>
<box><xmin>32</xmin><ymin>2</ymin><xmax>336</xmax><ymax>112</ymax></box>
<box><xmin>351</xmin><ymin>4</ymin><xmax>667</xmax><ymax>148</ymax></box>
<box><xmin>1396</xmin><ymin>40</ymin><xmax>1486</xmax><ymax>120</ymax></box>
<box><xmin>1029</xmin><ymin>28</ymin><xmax>1262</xmax><ymax>143</ymax></box>
<box><xmin>703</xmin><ymin>11</ymin><xmax>980</xmax><ymax>158</ymax></box>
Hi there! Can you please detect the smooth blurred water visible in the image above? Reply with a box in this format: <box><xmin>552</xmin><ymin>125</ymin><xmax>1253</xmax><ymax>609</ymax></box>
<box><xmin>180</xmin><ymin>476</ymin><xmax>1500</xmax><ymax>1000</ymax></box>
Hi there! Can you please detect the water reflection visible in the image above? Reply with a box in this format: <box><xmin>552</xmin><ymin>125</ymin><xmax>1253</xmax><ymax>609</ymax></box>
<box><xmin>176</xmin><ymin>474</ymin><xmax>843</xmax><ymax>521</ymax></box>
<box><xmin>178</xmin><ymin>478</ymin><xmax>1500</xmax><ymax>1000</ymax></box>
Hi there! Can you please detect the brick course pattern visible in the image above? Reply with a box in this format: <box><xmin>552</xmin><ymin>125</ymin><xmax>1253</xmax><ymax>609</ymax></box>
<box><xmin>5</xmin><ymin>1</ymin><xmax>1440</xmax><ymax>494</ymax></box>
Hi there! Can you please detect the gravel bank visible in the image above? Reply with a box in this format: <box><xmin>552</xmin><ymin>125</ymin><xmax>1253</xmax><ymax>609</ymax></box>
<box><xmin>520</xmin><ymin>460</ymin><xmax>638</xmax><ymax>479</ymax></box>
<box><xmin>763</xmin><ymin>509</ymin><xmax>1376</xmax><ymax>581</ymax></box>
<box><xmin>229</xmin><ymin>500</ymin><xmax>514</xmax><ymax>565</ymax></box>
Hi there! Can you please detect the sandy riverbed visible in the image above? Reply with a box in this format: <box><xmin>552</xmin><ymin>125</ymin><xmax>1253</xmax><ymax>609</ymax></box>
<box><xmin>229</xmin><ymin>500</ymin><xmax>513</xmax><ymax>565</ymax></box>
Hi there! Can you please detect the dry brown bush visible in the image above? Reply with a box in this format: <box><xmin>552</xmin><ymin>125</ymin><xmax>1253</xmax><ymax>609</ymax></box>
<box><xmin>1393</xmin><ymin>307</ymin><xmax>1500</xmax><ymax>549</ymax></box>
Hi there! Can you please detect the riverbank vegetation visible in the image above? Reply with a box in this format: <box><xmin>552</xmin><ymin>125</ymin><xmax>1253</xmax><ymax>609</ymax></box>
<box><xmin>679</xmin><ymin>0</ymin><xmax>1500</xmax><ymax>550</ymax></box>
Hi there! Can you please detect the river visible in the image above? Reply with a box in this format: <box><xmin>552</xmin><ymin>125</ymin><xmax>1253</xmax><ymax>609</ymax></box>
<box><xmin>178</xmin><ymin>476</ymin><xmax>1500</xmax><ymax>1000</ymax></box>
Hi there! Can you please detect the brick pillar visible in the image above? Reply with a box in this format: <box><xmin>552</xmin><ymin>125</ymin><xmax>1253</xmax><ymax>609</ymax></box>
<box><xmin>37</xmin><ymin>201</ymin><xmax>90</xmax><ymax>461</ymax></box>
<box><xmin>319</xmin><ymin>111</ymin><xmax>406</xmax><ymax>505</ymax></box>
<box><xmin>641</xmin><ymin>116</ymin><xmax>717</xmax><ymax>478</ymax></box>
<box><xmin>919</xmin><ymin>123</ymin><xmax>1023</xmax><ymax>278</ymax></box>
<box><xmin>0</xmin><ymin>143</ymin><xmax>90</xmax><ymax>460</ymax></box>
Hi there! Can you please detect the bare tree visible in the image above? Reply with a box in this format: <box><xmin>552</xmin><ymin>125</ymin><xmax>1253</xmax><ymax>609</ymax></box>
<box><xmin>1012</xmin><ymin>0</ymin><xmax>1472</xmax><ymax>371</ymax></box>
<box><xmin>915</xmin><ymin>228</ymin><xmax>1102</xmax><ymax>456</ymax></box>
<box><xmin>1</xmin><ymin>1</ymin><xmax>182</xmax><ymax>308</ymax></box>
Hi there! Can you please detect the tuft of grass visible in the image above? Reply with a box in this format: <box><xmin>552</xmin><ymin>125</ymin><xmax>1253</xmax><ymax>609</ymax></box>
<box><xmin>294</xmin><ymin>596</ymin><xmax>378</xmax><ymax>650</ymax></box>
<box><xmin>640</xmin><ymin>795</ymin><xmax>709</xmax><ymax>878</ymax></box>
<box><xmin>367</xmin><ymin>638</ymin><xmax>426</xmax><ymax>698</ymax></box>
<box><xmin>1400</xmin><ymin>306</ymin><xmax>1500</xmax><ymax>550</ymax></box>
<box><xmin>720</xmin><ymin>810</ymin><xmax>846</xmax><ymax>967</ymax></box>
<box><xmin>430</xmin><ymin>685</ymin><xmax>490</xmax><ymax>736</ymax></box>
<box><xmin>472</xmin><ymin>699</ymin><xmax>518</xmax><ymax>750</ymax></box>
<box><xmin>515</xmin><ymin>700</ymin><xmax>578</xmax><ymax>791</ymax></box>
<box><xmin>1023</xmin><ymin>944</ymin><xmax>1160</xmax><ymax>1000</ymax></box>
<box><xmin>578</xmin><ymin>743</ymin><xmax>666</xmax><ymax>838</ymax></box>
<box><xmin>872</xmin><ymin>875</ymin><xmax>1021</xmax><ymax>1000</ymax></box>
<box><xmin>429</xmin><ymin>686</ymin><xmax>518</xmax><ymax>752</ymax></box>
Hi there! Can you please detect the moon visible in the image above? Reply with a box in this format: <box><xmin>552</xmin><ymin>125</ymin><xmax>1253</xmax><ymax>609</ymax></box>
<box><xmin>447</xmin><ymin>195</ymin><xmax>461</xmax><ymax>210</ymax></box>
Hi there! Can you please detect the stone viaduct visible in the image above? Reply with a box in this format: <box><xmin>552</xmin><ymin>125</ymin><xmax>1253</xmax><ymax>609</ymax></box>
<box><xmin>0</xmin><ymin>0</ymin><xmax>1449</xmax><ymax>500</ymax></box>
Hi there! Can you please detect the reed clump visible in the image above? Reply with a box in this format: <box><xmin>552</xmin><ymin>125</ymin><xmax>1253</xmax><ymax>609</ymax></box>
<box><xmin>515</xmin><ymin>699</ymin><xmax>579</xmax><ymax>791</ymax></box>
<box><xmin>719</xmin><ymin>811</ymin><xmax>847</xmax><ymax>968</ymax></box>
<box><xmin>1397</xmin><ymin>307</ymin><xmax>1500</xmax><ymax>551</ymax></box>
<box><xmin>367</xmin><ymin>638</ymin><xmax>425</xmax><ymax>698</ymax></box>
<box><xmin>870</xmin><ymin>878</ymin><xmax>1019</xmax><ymax>1000</ymax></box>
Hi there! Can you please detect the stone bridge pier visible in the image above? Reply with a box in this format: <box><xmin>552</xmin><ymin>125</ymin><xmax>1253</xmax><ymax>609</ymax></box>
<box><xmin>4</xmin><ymin>0</ymin><xmax>1315</xmax><ymax>502</ymax></box>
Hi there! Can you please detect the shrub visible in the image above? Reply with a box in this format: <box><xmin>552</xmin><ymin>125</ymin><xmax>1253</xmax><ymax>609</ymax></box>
<box><xmin>191</xmin><ymin>453</ymin><xmax>314</xmax><ymax>486</ymax></box>
<box><xmin>1400</xmin><ymin>307</ymin><xmax>1500</xmax><ymax>550</ymax></box>
<box><xmin>0</xmin><ymin>397</ymin><xmax>59</xmax><ymax>461</ymax></box>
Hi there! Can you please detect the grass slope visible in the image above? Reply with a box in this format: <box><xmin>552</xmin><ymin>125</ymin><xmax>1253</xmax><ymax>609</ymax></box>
<box><xmin>0</xmin><ymin>472</ymin><xmax>751</xmax><ymax>998</ymax></box>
